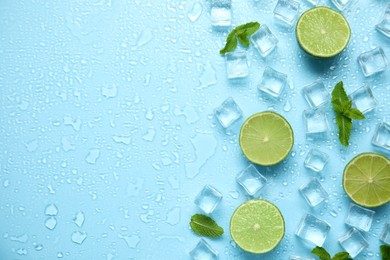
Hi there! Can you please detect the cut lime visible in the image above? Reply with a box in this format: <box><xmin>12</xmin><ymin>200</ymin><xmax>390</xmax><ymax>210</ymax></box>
<box><xmin>230</xmin><ymin>199</ymin><xmax>285</xmax><ymax>254</ymax></box>
<box><xmin>239</xmin><ymin>112</ymin><xmax>294</xmax><ymax>166</ymax></box>
<box><xmin>343</xmin><ymin>153</ymin><xmax>390</xmax><ymax>208</ymax></box>
<box><xmin>296</xmin><ymin>6</ymin><xmax>351</xmax><ymax>58</ymax></box>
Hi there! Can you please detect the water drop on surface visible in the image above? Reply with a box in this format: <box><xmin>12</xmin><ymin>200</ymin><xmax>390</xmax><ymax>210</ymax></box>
<box><xmin>45</xmin><ymin>217</ymin><xmax>57</xmax><ymax>230</ymax></box>
<box><xmin>85</xmin><ymin>149</ymin><xmax>100</xmax><ymax>164</ymax></box>
<box><xmin>188</xmin><ymin>2</ymin><xmax>202</xmax><ymax>22</ymax></box>
<box><xmin>73</xmin><ymin>211</ymin><xmax>85</xmax><ymax>228</ymax></box>
<box><xmin>118</xmin><ymin>234</ymin><xmax>140</xmax><ymax>248</ymax></box>
<box><xmin>45</xmin><ymin>204</ymin><xmax>58</xmax><ymax>216</ymax></box>
<box><xmin>71</xmin><ymin>231</ymin><xmax>87</xmax><ymax>245</ymax></box>
<box><xmin>166</xmin><ymin>207</ymin><xmax>181</xmax><ymax>225</ymax></box>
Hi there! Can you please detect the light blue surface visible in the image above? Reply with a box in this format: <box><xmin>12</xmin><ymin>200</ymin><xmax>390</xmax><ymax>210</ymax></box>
<box><xmin>1</xmin><ymin>0</ymin><xmax>390</xmax><ymax>259</ymax></box>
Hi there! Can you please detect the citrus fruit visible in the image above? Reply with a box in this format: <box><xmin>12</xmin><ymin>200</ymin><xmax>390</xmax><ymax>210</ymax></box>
<box><xmin>296</xmin><ymin>6</ymin><xmax>351</xmax><ymax>58</ymax></box>
<box><xmin>343</xmin><ymin>152</ymin><xmax>390</xmax><ymax>208</ymax></box>
<box><xmin>230</xmin><ymin>199</ymin><xmax>285</xmax><ymax>254</ymax></box>
<box><xmin>239</xmin><ymin>111</ymin><xmax>294</xmax><ymax>166</ymax></box>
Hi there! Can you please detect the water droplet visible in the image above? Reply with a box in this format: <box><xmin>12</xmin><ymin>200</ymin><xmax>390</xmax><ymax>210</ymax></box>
<box><xmin>283</xmin><ymin>100</ymin><xmax>291</xmax><ymax>112</ymax></box>
<box><xmin>142</xmin><ymin>128</ymin><xmax>156</xmax><ymax>142</ymax></box>
<box><xmin>188</xmin><ymin>2</ymin><xmax>202</xmax><ymax>22</ymax></box>
<box><xmin>33</xmin><ymin>243</ymin><xmax>43</xmax><ymax>251</ymax></box>
<box><xmin>166</xmin><ymin>207</ymin><xmax>181</xmax><ymax>225</ymax></box>
<box><xmin>25</xmin><ymin>140</ymin><xmax>38</xmax><ymax>152</ymax></box>
<box><xmin>85</xmin><ymin>149</ymin><xmax>100</xmax><ymax>164</ymax></box>
<box><xmin>63</xmin><ymin>115</ymin><xmax>81</xmax><ymax>131</ymax></box>
<box><xmin>71</xmin><ymin>231</ymin><xmax>87</xmax><ymax>245</ymax></box>
<box><xmin>45</xmin><ymin>204</ymin><xmax>58</xmax><ymax>216</ymax></box>
<box><xmin>102</xmin><ymin>84</ymin><xmax>118</xmax><ymax>98</ymax></box>
<box><xmin>73</xmin><ymin>212</ymin><xmax>85</xmax><ymax>228</ymax></box>
<box><xmin>10</xmin><ymin>233</ymin><xmax>28</xmax><ymax>243</ymax></box>
<box><xmin>145</xmin><ymin>109</ymin><xmax>154</xmax><ymax>120</ymax></box>
<box><xmin>199</xmin><ymin>62</ymin><xmax>216</xmax><ymax>88</ymax></box>
<box><xmin>57</xmin><ymin>252</ymin><xmax>64</xmax><ymax>258</ymax></box>
<box><xmin>45</xmin><ymin>217</ymin><xmax>57</xmax><ymax>230</ymax></box>
<box><xmin>229</xmin><ymin>191</ymin><xmax>239</xmax><ymax>199</ymax></box>
<box><xmin>330</xmin><ymin>210</ymin><xmax>338</xmax><ymax>217</ymax></box>
<box><xmin>118</xmin><ymin>234</ymin><xmax>140</xmax><ymax>248</ymax></box>
<box><xmin>61</xmin><ymin>136</ymin><xmax>75</xmax><ymax>151</ymax></box>
<box><xmin>112</xmin><ymin>135</ymin><xmax>132</xmax><ymax>145</ymax></box>
<box><xmin>135</xmin><ymin>28</ymin><xmax>153</xmax><ymax>48</ymax></box>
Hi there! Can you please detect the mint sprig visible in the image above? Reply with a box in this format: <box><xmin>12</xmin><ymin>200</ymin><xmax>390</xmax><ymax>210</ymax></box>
<box><xmin>220</xmin><ymin>22</ymin><xmax>260</xmax><ymax>55</ymax></box>
<box><xmin>190</xmin><ymin>214</ymin><xmax>224</xmax><ymax>238</ymax></box>
<box><xmin>331</xmin><ymin>81</ymin><xmax>365</xmax><ymax>146</ymax></box>
<box><xmin>381</xmin><ymin>245</ymin><xmax>390</xmax><ymax>260</ymax></box>
<box><xmin>311</xmin><ymin>246</ymin><xmax>351</xmax><ymax>260</ymax></box>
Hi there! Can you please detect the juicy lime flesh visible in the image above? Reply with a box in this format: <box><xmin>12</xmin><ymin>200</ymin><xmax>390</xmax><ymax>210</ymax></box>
<box><xmin>239</xmin><ymin>112</ymin><xmax>294</xmax><ymax>166</ymax></box>
<box><xmin>230</xmin><ymin>200</ymin><xmax>285</xmax><ymax>254</ymax></box>
<box><xmin>296</xmin><ymin>7</ymin><xmax>351</xmax><ymax>58</ymax></box>
<box><xmin>343</xmin><ymin>153</ymin><xmax>390</xmax><ymax>208</ymax></box>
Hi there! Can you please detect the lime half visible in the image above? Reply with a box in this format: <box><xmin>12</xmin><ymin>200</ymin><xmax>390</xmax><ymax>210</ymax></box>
<box><xmin>239</xmin><ymin>112</ymin><xmax>294</xmax><ymax>166</ymax></box>
<box><xmin>343</xmin><ymin>153</ymin><xmax>390</xmax><ymax>208</ymax></box>
<box><xmin>230</xmin><ymin>200</ymin><xmax>285</xmax><ymax>254</ymax></box>
<box><xmin>296</xmin><ymin>6</ymin><xmax>351</xmax><ymax>58</ymax></box>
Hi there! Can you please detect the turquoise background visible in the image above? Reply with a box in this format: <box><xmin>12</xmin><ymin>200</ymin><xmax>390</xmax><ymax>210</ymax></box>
<box><xmin>0</xmin><ymin>0</ymin><xmax>389</xmax><ymax>259</ymax></box>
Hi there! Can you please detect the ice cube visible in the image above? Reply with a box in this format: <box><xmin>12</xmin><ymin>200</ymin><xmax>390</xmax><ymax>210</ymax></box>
<box><xmin>258</xmin><ymin>66</ymin><xmax>288</xmax><ymax>98</ymax></box>
<box><xmin>210</xmin><ymin>0</ymin><xmax>232</xmax><ymax>28</ymax></box>
<box><xmin>380</xmin><ymin>222</ymin><xmax>390</xmax><ymax>245</ymax></box>
<box><xmin>358</xmin><ymin>47</ymin><xmax>388</xmax><ymax>77</ymax></box>
<box><xmin>236</xmin><ymin>164</ymin><xmax>267</xmax><ymax>196</ymax></box>
<box><xmin>296</xmin><ymin>213</ymin><xmax>331</xmax><ymax>246</ymax></box>
<box><xmin>304</xmin><ymin>149</ymin><xmax>329</xmax><ymax>173</ymax></box>
<box><xmin>299</xmin><ymin>178</ymin><xmax>329</xmax><ymax>207</ymax></box>
<box><xmin>372</xmin><ymin>122</ymin><xmax>390</xmax><ymax>152</ymax></box>
<box><xmin>345</xmin><ymin>204</ymin><xmax>375</xmax><ymax>232</ymax></box>
<box><xmin>338</xmin><ymin>228</ymin><xmax>368</xmax><ymax>258</ymax></box>
<box><xmin>303</xmin><ymin>108</ymin><xmax>329</xmax><ymax>135</ymax></box>
<box><xmin>194</xmin><ymin>185</ymin><xmax>222</xmax><ymax>214</ymax></box>
<box><xmin>273</xmin><ymin>0</ymin><xmax>300</xmax><ymax>25</ymax></box>
<box><xmin>225</xmin><ymin>51</ymin><xmax>249</xmax><ymax>79</ymax></box>
<box><xmin>290</xmin><ymin>256</ymin><xmax>314</xmax><ymax>260</ymax></box>
<box><xmin>376</xmin><ymin>4</ymin><xmax>390</xmax><ymax>38</ymax></box>
<box><xmin>189</xmin><ymin>239</ymin><xmax>218</xmax><ymax>260</ymax></box>
<box><xmin>302</xmin><ymin>80</ymin><xmax>330</xmax><ymax>108</ymax></box>
<box><xmin>250</xmin><ymin>24</ymin><xmax>278</xmax><ymax>57</ymax></box>
<box><xmin>349</xmin><ymin>84</ymin><xmax>377</xmax><ymax>114</ymax></box>
<box><xmin>214</xmin><ymin>97</ymin><xmax>242</xmax><ymax>128</ymax></box>
<box><xmin>331</xmin><ymin>0</ymin><xmax>353</xmax><ymax>10</ymax></box>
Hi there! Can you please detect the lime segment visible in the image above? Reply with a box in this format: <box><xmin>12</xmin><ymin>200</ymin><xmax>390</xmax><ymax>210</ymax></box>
<box><xmin>343</xmin><ymin>153</ymin><xmax>390</xmax><ymax>208</ymax></box>
<box><xmin>296</xmin><ymin>7</ymin><xmax>351</xmax><ymax>58</ymax></box>
<box><xmin>230</xmin><ymin>200</ymin><xmax>285</xmax><ymax>254</ymax></box>
<box><xmin>239</xmin><ymin>112</ymin><xmax>294</xmax><ymax>166</ymax></box>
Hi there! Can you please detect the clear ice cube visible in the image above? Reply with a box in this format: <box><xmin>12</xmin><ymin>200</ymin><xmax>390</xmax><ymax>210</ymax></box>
<box><xmin>225</xmin><ymin>51</ymin><xmax>249</xmax><ymax>79</ymax></box>
<box><xmin>303</xmin><ymin>108</ymin><xmax>329</xmax><ymax>135</ymax></box>
<box><xmin>250</xmin><ymin>24</ymin><xmax>278</xmax><ymax>57</ymax></box>
<box><xmin>214</xmin><ymin>97</ymin><xmax>242</xmax><ymax>128</ymax></box>
<box><xmin>302</xmin><ymin>80</ymin><xmax>330</xmax><ymax>108</ymax></box>
<box><xmin>345</xmin><ymin>204</ymin><xmax>375</xmax><ymax>232</ymax></box>
<box><xmin>273</xmin><ymin>0</ymin><xmax>300</xmax><ymax>25</ymax></box>
<box><xmin>189</xmin><ymin>239</ymin><xmax>218</xmax><ymax>260</ymax></box>
<box><xmin>358</xmin><ymin>47</ymin><xmax>388</xmax><ymax>77</ymax></box>
<box><xmin>376</xmin><ymin>4</ymin><xmax>390</xmax><ymax>38</ymax></box>
<box><xmin>210</xmin><ymin>0</ymin><xmax>232</xmax><ymax>28</ymax></box>
<box><xmin>349</xmin><ymin>84</ymin><xmax>377</xmax><ymax>114</ymax></box>
<box><xmin>372</xmin><ymin>122</ymin><xmax>390</xmax><ymax>151</ymax></box>
<box><xmin>194</xmin><ymin>185</ymin><xmax>222</xmax><ymax>214</ymax></box>
<box><xmin>331</xmin><ymin>0</ymin><xmax>353</xmax><ymax>10</ymax></box>
<box><xmin>381</xmin><ymin>222</ymin><xmax>390</xmax><ymax>245</ymax></box>
<box><xmin>258</xmin><ymin>66</ymin><xmax>288</xmax><ymax>98</ymax></box>
<box><xmin>304</xmin><ymin>149</ymin><xmax>329</xmax><ymax>173</ymax></box>
<box><xmin>296</xmin><ymin>213</ymin><xmax>331</xmax><ymax>246</ymax></box>
<box><xmin>299</xmin><ymin>178</ymin><xmax>328</xmax><ymax>207</ymax></box>
<box><xmin>236</xmin><ymin>164</ymin><xmax>267</xmax><ymax>196</ymax></box>
<box><xmin>338</xmin><ymin>228</ymin><xmax>369</xmax><ymax>258</ymax></box>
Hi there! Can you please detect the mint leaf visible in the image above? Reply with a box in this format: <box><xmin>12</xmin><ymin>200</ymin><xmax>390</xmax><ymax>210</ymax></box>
<box><xmin>332</xmin><ymin>252</ymin><xmax>351</xmax><ymax>260</ymax></box>
<box><xmin>190</xmin><ymin>214</ymin><xmax>224</xmax><ymax>238</ymax></box>
<box><xmin>312</xmin><ymin>246</ymin><xmax>331</xmax><ymax>260</ymax></box>
<box><xmin>336</xmin><ymin>115</ymin><xmax>352</xmax><ymax>147</ymax></box>
<box><xmin>381</xmin><ymin>245</ymin><xmax>390</xmax><ymax>260</ymax></box>
<box><xmin>345</xmin><ymin>108</ymin><xmax>365</xmax><ymax>120</ymax></box>
<box><xmin>332</xmin><ymin>81</ymin><xmax>349</xmax><ymax>114</ymax></box>
<box><xmin>220</xmin><ymin>30</ymin><xmax>238</xmax><ymax>55</ymax></box>
<box><xmin>220</xmin><ymin>22</ymin><xmax>260</xmax><ymax>55</ymax></box>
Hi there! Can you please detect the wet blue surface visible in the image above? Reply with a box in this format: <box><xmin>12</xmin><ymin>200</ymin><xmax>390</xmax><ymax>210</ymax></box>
<box><xmin>1</xmin><ymin>0</ymin><xmax>390</xmax><ymax>259</ymax></box>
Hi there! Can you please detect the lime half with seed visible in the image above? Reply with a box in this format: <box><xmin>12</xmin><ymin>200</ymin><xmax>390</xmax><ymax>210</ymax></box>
<box><xmin>296</xmin><ymin>6</ymin><xmax>351</xmax><ymax>58</ymax></box>
<box><xmin>343</xmin><ymin>152</ymin><xmax>390</xmax><ymax>208</ymax></box>
<box><xmin>230</xmin><ymin>199</ymin><xmax>285</xmax><ymax>254</ymax></box>
<box><xmin>239</xmin><ymin>111</ymin><xmax>294</xmax><ymax>166</ymax></box>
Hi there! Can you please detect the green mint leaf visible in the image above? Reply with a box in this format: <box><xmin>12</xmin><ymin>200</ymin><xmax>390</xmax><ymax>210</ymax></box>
<box><xmin>341</xmin><ymin>100</ymin><xmax>352</xmax><ymax>114</ymax></box>
<box><xmin>381</xmin><ymin>245</ymin><xmax>390</xmax><ymax>260</ymax></box>
<box><xmin>332</xmin><ymin>81</ymin><xmax>349</xmax><ymax>114</ymax></box>
<box><xmin>345</xmin><ymin>108</ymin><xmax>365</xmax><ymax>120</ymax></box>
<box><xmin>220</xmin><ymin>22</ymin><xmax>260</xmax><ymax>55</ymax></box>
<box><xmin>312</xmin><ymin>246</ymin><xmax>331</xmax><ymax>260</ymax></box>
<box><xmin>332</xmin><ymin>252</ymin><xmax>351</xmax><ymax>260</ymax></box>
<box><xmin>237</xmin><ymin>34</ymin><xmax>250</xmax><ymax>47</ymax></box>
<box><xmin>235</xmin><ymin>21</ymin><xmax>260</xmax><ymax>36</ymax></box>
<box><xmin>190</xmin><ymin>214</ymin><xmax>224</xmax><ymax>238</ymax></box>
<box><xmin>220</xmin><ymin>30</ymin><xmax>238</xmax><ymax>55</ymax></box>
<box><xmin>336</xmin><ymin>115</ymin><xmax>352</xmax><ymax>146</ymax></box>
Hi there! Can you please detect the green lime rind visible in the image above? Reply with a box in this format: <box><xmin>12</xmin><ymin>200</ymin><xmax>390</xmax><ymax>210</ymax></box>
<box><xmin>239</xmin><ymin>111</ymin><xmax>294</xmax><ymax>166</ymax></box>
<box><xmin>230</xmin><ymin>199</ymin><xmax>285</xmax><ymax>254</ymax></box>
<box><xmin>343</xmin><ymin>152</ymin><xmax>390</xmax><ymax>208</ymax></box>
<box><xmin>296</xmin><ymin>6</ymin><xmax>351</xmax><ymax>58</ymax></box>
